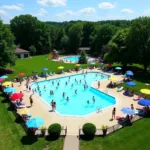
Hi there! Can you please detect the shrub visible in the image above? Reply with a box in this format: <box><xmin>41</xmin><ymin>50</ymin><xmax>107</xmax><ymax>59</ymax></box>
<box><xmin>48</xmin><ymin>123</ymin><xmax>61</xmax><ymax>139</ymax></box>
<box><xmin>82</xmin><ymin>123</ymin><xmax>96</xmax><ymax>137</ymax></box>
<box><xmin>78</xmin><ymin>50</ymin><xmax>88</xmax><ymax>64</ymax></box>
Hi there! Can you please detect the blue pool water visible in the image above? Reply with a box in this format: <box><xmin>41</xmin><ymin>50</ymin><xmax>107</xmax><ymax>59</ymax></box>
<box><xmin>63</xmin><ymin>56</ymin><xmax>80</xmax><ymax>63</ymax></box>
<box><xmin>31</xmin><ymin>72</ymin><xmax>116</xmax><ymax>116</ymax></box>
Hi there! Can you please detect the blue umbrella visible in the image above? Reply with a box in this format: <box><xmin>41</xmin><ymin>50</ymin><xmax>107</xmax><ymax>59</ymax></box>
<box><xmin>126</xmin><ymin>71</ymin><xmax>134</xmax><ymax>76</ymax></box>
<box><xmin>90</xmin><ymin>62</ymin><xmax>95</xmax><ymax>65</ymax></box>
<box><xmin>121</xmin><ymin>107</ymin><xmax>135</xmax><ymax>115</ymax></box>
<box><xmin>115</xmin><ymin>67</ymin><xmax>122</xmax><ymax>70</ymax></box>
<box><xmin>43</xmin><ymin>68</ymin><xmax>48</xmax><ymax>71</ymax></box>
<box><xmin>1</xmin><ymin>75</ymin><xmax>8</xmax><ymax>79</ymax></box>
<box><xmin>138</xmin><ymin>99</ymin><xmax>150</xmax><ymax>106</ymax></box>
<box><xmin>4</xmin><ymin>87</ymin><xmax>16</xmax><ymax>93</ymax></box>
<box><xmin>126</xmin><ymin>81</ymin><xmax>136</xmax><ymax>86</ymax></box>
<box><xmin>26</xmin><ymin>117</ymin><xmax>44</xmax><ymax>128</ymax></box>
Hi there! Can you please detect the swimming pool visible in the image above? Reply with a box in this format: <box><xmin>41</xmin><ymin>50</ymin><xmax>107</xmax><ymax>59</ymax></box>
<box><xmin>63</xmin><ymin>55</ymin><xmax>81</xmax><ymax>63</ymax></box>
<box><xmin>31</xmin><ymin>72</ymin><xmax>116</xmax><ymax>116</ymax></box>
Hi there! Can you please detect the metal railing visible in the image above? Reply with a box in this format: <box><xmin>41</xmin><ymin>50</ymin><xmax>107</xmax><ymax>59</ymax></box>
<box><xmin>79</xmin><ymin>115</ymin><xmax>143</xmax><ymax>138</ymax></box>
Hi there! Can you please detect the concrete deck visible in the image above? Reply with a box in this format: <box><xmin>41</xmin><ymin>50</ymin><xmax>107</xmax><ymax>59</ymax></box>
<box><xmin>14</xmin><ymin>69</ymin><xmax>139</xmax><ymax>136</ymax></box>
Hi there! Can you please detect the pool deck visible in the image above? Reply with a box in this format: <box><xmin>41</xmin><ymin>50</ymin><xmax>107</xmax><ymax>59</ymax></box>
<box><xmin>14</xmin><ymin>69</ymin><xmax>139</xmax><ymax>135</ymax></box>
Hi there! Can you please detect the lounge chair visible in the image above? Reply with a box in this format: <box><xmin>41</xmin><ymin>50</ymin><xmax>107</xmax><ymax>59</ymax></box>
<box><xmin>68</xmin><ymin>69</ymin><xmax>72</xmax><ymax>73</ymax></box>
<box><xmin>50</xmin><ymin>72</ymin><xmax>53</xmax><ymax>76</ymax></box>
<box><xmin>35</xmin><ymin>74</ymin><xmax>39</xmax><ymax>78</ymax></box>
<box><xmin>118</xmin><ymin>115</ymin><xmax>132</xmax><ymax>126</ymax></box>
<box><xmin>117</xmin><ymin>86</ymin><xmax>124</xmax><ymax>92</ymax></box>
<box><xmin>133</xmin><ymin>94</ymin><xmax>143</xmax><ymax>100</ymax></box>
<box><xmin>46</xmin><ymin>73</ymin><xmax>49</xmax><ymax>77</ymax></box>
<box><xmin>62</xmin><ymin>70</ymin><xmax>65</xmax><ymax>74</ymax></box>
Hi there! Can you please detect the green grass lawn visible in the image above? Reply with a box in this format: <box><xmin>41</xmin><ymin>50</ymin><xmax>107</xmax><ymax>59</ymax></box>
<box><xmin>80</xmin><ymin>118</ymin><xmax>150</xmax><ymax>150</ymax></box>
<box><xmin>0</xmin><ymin>92</ymin><xmax>64</xmax><ymax>150</ymax></box>
<box><xmin>6</xmin><ymin>55</ymin><xmax>90</xmax><ymax>80</ymax></box>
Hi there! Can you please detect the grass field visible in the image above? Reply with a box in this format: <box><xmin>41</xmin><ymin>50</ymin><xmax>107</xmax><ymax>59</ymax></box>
<box><xmin>6</xmin><ymin>55</ymin><xmax>90</xmax><ymax>80</ymax></box>
<box><xmin>80</xmin><ymin>118</ymin><xmax>150</xmax><ymax>150</ymax></box>
<box><xmin>0</xmin><ymin>92</ymin><xmax>64</xmax><ymax>150</ymax></box>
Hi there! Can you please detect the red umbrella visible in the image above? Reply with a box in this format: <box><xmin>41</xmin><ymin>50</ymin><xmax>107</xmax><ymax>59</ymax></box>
<box><xmin>106</xmin><ymin>64</ymin><xmax>111</xmax><ymax>67</ymax></box>
<box><xmin>0</xmin><ymin>78</ymin><xmax>5</xmax><ymax>82</ymax></box>
<box><xmin>10</xmin><ymin>93</ymin><xmax>24</xmax><ymax>100</ymax></box>
<box><xmin>18</xmin><ymin>72</ymin><xmax>25</xmax><ymax>77</ymax></box>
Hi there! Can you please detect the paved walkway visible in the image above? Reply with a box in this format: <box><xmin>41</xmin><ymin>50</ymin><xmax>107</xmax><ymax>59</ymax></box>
<box><xmin>63</xmin><ymin>135</ymin><xmax>79</xmax><ymax>150</ymax></box>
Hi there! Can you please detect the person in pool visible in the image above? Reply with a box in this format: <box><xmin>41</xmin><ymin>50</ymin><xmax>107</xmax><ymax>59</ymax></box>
<box><xmin>93</xmin><ymin>96</ymin><xmax>95</xmax><ymax>103</ymax></box>
<box><xmin>87</xmin><ymin>100</ymin><xmax>90</xmax><ymax>104</ymax></box>
<box><xmin>75</xmin><ymin>90</ymin><xmax>77</xmax><ymax>94</ymax></box>
<box><xmin>66</xmin><ymin>97</ymin><xmax>69</xmax><ymax>101</ymax></box>
<box><xmin>62</xmin><ymin>92</ymin><xmax>65</xmax><ymax>98</ymax></box>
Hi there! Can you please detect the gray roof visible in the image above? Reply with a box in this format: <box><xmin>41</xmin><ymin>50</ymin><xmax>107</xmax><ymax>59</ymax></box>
<box><xmin>78</xmin><ymin>47</ymin><xmax>90</xmax><ymax>51</ymax></box>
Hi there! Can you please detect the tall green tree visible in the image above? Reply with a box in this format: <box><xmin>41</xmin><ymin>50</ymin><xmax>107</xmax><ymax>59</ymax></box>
<box><xmin>68</xmin><ymin>23</ymin><xmax>83</xmax><ymax>54</ymax></box>
<box><xmin>91</xmin><ymin>24</ymin><xmax>117</xmax><ymax>57</ymax></box>
<box><xmin>29</xmin><ymin>45</ymin><xmax>36</xmax><ymax>56</ymax></box>
<box><xmin>128</xmin><ymin>17</ymin><xmax>150</xmax><ymax>71</ymax></box>
<box><xmin>60</xmin><ymin>35</ymin><xmax>69</xmax><ymax>51</ymax></box>
<box><xmin>10</xmin><ymin>15</ymin><xmax>51</xmax><ymax>54</ymax></box>
<box><xmin>78</xmin><ymin>50</ymin><xmax>88</xmax><ymax>64</ymax></box>
<box><xmin>104</xmin><ymin>28</ymin><xmax>131</xmax><ymax>66</ymax></box>
<box><xmin>0</xmin><ymin>20</ymin><xmax>16</xmax><ymax>67</ymax></box>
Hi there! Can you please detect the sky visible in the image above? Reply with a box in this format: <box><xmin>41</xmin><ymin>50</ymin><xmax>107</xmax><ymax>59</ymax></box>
<box><xmin>0</xmin><ymin>0</ymin><xmax>150</xmax><ymax>24</ymax></box>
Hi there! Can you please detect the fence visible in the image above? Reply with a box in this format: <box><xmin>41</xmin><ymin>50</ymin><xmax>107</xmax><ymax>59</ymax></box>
<box><xmin>79</xmin><ymin>115</ymin><xmax>143</xmax><ymax>138</ymax></box>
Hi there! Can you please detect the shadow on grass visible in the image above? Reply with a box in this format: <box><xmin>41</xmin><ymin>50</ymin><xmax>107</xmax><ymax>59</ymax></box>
<box><xmin>21</xmin><ymin>135</ymin><xmax>38</xmax><ymax>145</ymax></box>
<box><xmin>45</xmin><ymin>135</ymin><xmax>60</xmax><ymax>141</ymax></box>
<box><xmin>79</xmin><ymin>135</ymin><xmax>95</xmax><ymax>141</ymax></box>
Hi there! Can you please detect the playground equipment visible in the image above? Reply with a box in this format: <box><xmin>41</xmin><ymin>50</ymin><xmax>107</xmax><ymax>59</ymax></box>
<box><xmin>48</xmin><ymin>49</ymin><xmax>59</xmax><ymax>60</ymax></box>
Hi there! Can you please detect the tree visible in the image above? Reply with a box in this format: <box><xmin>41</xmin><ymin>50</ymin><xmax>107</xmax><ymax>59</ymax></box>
<box><xmin>91</xmin><ymin>24</ymin><xmax>117</xmax><ymax>57</ymax></box>
<box><xmin>56</xmin><ymin>28</ymin><xmax>65</xmax><ymax>50</ymax></box>
<box><xmin>78</xmin><ymin>50</ymin><xmax>88</xmax><ymax>64</ymax></box>
<box><xmin>60</xmin><ymin>35</ymin><xmax>69</xmax><ymax>51</ymax></box>
<box><xmin>68</xmin><ymin>23</ymin><xmax>83</xmax><ymax>54</ymax></box>
<box><xmin>0</xmin><ymin>20</ymin><xmax>16</xmax><ymax>67</ymax></box>
<box><xmin>104</xmin><ymin>28</ymin><xmax>131</xmax><ymax>66</ymax></box>
<box><xmin>29</xmin><ymin>45</ymin><xmax>36</xmax><ymax>56</ymax></box>
<box><xmin>128</xmin><ymin>17</ymin><xmax>150</xmax><ymax>71</ymax></box>
<box><xmin>10</xmin><ymin>15</ymin><xmax>51</xmax><ymax>54</ymax></box>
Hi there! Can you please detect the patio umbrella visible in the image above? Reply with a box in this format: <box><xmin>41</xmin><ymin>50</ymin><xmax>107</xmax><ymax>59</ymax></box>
<box><xmin>0</xmin><ymin>75</ymin><xmax>8</xmax><ymax>79</ymax></box>
<box><xmin>4</xmin><ymin>87</ymin><xmax>16</xmax><ymax>93</ymax></box>
<box><xmin>106</xmin><ymin>64</ymin><xmax>111</xmax><ymax>67</ymax></box>
<box><xmin>138</xmin><ymin>99</ymin><xmax>150</xmax><ymax>106</ymax></box>
<box><xmin>43</xmin><ymin>68</ymin><xmax>48</xmax><ymax>71</ymax></box>
<box><xmin>17</xmin><ymin>108</ymin><xmax>30</xmax><ymax>115</ymax></box>
<box><xmin>126</xmin><ymin>71</ymin><xmax>134</xmax><ymax>76</ymax></box>
<box><xmin>26</xmin><ymin>117</ymin><xmax>44</xmax><ymax>128</ymax></box>
<box><xmin>18</xmin><ymin>72</ymin><xmax>25</xmax><ymax>77</ymax></box>
<box><xmin>10</xmin><ymin>93</ymin><xmax>24</xmax><ymax>100</ymax></box>
<box><xmin>0</xmin><ymin>78</ymin><xmax>5</xmax><ymax>82</ymax></box>
<box><xmin>121</xmin><ymin>107</ymin><xmax>135</xmax><ymax>115</ymax></box>
<box><xmin>109</xmin><ymin>77</ymin><xmax>117</xmax><ymax>82</ymax></box>
<box><xmin>115</xmin><ymin>67</ymin><xmax>122</xmax><ymax>70</ymax></box>
<box><xmin>90</xmin><ymin>62</ymin><xmax>95</xmax><ymax>65</ymax></box>
<box><xmin>140</xmin><ymin>89</ymin><xmax>150</xmax><ymax>95</ymax></box>
<box><xmin>126</xmin><ymin>81</ymin><xmax>136</xmax><ymax>86</ymax></box>
<box><xmin>58</xmin><ymin>66</ymin><xmax>64</xmax><ymax>69</ymax></box>
<box><xmin>2</xmin><ymin>81</ymin><xmax>12</xmax><ymax>87</ymax></box>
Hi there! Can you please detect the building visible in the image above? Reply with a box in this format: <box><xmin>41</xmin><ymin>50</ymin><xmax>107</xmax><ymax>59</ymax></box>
<box><xmin>15</xmin><ymin>48</ymin><xmax>30</xmax><ymax>59</ymax></box>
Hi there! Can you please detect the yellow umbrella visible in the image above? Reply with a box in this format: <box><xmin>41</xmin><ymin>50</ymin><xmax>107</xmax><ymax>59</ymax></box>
<box><xmin>76</xmin><ymin>64</ymin><xmax>80</xmax><ymax>67</ymax></box>
<box><xmin>140</xmin><ymin>89</ymin><xmax>150</xmax><ymax>95</ymax></box>
<box><xmin>17</xmin><ymin>108</ymin><xmax>29</xmax><ymax>115</ymax></box>
<box><xmin>58</xmin><ymin>66</ymin><xmax>64</xmax><ymax>69</ymax></box>
<box><xmin>2</xmin><ymin>81</ymin><xmax>12</xmax><ymax>86</ymax></box>
<box><xmin>109</xmin><ymin>77</ymin><xmax>117</xmax><ymax>82</ymax></box>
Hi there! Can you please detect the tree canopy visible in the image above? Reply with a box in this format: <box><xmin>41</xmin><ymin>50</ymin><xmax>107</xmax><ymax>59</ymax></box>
<box><xmin>0</xmin><ymin>20</ymin><xmax>16</xmax><ymax>67</ymax></box>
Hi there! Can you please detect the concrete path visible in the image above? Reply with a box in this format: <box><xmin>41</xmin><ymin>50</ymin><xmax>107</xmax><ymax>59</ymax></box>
<box><xmin>63</xmin><ymin>135</ymin><xmax>79</xmax><ymax>150</ymax></box>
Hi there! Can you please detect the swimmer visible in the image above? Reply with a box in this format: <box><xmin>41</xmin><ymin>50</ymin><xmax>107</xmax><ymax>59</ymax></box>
<box><xmin>71</xmin><ymin>84</ymin><xmax>74</xmax><ymax>87</ymax></box>
<box><xmin>39</xmin><ymin>91</ymin><xmax>42</xmax><ymax>96</ymax></box>
<box><xmin>65</xmin><ymin>82</ymin><xmax>68</xmax><ymax>86</ymax></box>
<box><xmin>93</xmin><ymin>96</ymin><xmax>95</xmax><ymax>103</ymax></box>
<box><xmin>57</xmin><ymin>82</ymin><xmax>60</xmax><ymax>86</ymax></box>
<box><xmin>62</xmin><ymin>92</ymin><xmax>65</xmax><ymax>98</ymax></box>
<box><xmin>66</xmin><ymin>97</ymin><xmax>69</xmax><ymax>101</ymax></box>
<box><xmin>87</xmin><ymin>100</ymin><xmax>90</xmax><ymax>104</ymax></box>
<box><xmin>75</xmin><ymin>90</ymin><xmax>77</xmax><ymax>94</ymax></box>
<box><xmin>44</xmin><ymin>85</ymin><xmax>46</xmax><ymax>91</ymax></box>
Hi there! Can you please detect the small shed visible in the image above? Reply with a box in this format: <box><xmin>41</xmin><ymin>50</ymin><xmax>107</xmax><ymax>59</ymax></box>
<box><xmin>15</xmin><ymin>48</ymin><xmax>30</xmax><ymax>59</ymax></box>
